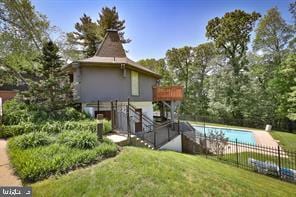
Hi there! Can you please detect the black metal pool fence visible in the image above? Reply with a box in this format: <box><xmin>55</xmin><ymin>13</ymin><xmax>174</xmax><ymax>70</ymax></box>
<box><xmin>190</xmin><ymin>128</ymin><xmax>296</xmax><ymax>183</ymax></box>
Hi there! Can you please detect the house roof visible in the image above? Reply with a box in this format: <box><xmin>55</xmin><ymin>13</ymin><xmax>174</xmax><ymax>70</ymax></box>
<box><xmin>75</xmin><ymin>56</ymin><xmax>161</xmax><ymax>78</ymax></box>
<box><xmin>95</xmin><ymin>29</ymin><xmax>126</xmax><ymax>58</ymax></box>
<box><xmin>65</xmin><ymin>29</ymin><xmax>161</xmax><ymax>79</ymax></box>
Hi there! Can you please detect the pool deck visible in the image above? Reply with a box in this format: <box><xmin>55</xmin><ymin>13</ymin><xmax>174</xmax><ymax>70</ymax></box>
<box><xmin>192</xmin><ymin>124</ymin><xmax>279</xmax><ymax>148</ymax></box>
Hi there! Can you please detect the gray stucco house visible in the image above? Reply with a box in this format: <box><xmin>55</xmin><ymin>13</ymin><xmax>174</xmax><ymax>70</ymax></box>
<box><xmin>65</xmin><ymin>29</ymin><xmax>186</xmax><ymax>150</ymax></box>
<box><xmin>65</xmin><ymin>29</ymin><xmax>162</xmax><ymax>121</ymax></box>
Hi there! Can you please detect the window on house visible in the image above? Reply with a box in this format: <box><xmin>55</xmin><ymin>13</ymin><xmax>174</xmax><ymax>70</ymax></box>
<box><xmin>131</xmin><ymin>71</ymin><xmax>139</xmax><ymax>96</ymax></box>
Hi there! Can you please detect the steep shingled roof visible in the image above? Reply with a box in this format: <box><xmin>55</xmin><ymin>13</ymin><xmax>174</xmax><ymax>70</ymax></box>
<box><xmin>95</xmin><ymin>29</ymin><xmax>126</xmax><ymax>58</ymax></box>
<box><xmin>66</xmin><ymin>29</ymin><xmax>161</xmax><ymax>79</ymax></box>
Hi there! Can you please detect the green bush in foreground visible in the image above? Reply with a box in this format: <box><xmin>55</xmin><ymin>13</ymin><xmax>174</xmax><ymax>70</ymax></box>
<box><xmin>58</xmin><ymin>130</ymin><xmax>97</xmax><ymax>149</ymax></box>
<box><xmin>8</xmin><ymin>138</ymin><xmax>118</xmax><ymax>182</ymax></box>
<box><xmin>1</xmin><ymin>123</ymin><xmax>42</xmax><ymax>138</ymax></box>
<box><xmin>14</xmin><ymin>132</ymin><xmax>53</xmax><ymax>149</ymax></box>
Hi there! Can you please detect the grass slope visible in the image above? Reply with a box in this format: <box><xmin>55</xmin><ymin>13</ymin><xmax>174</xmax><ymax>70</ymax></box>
<box><xmin>32</xmin><ymin>147</ymin><xmax>295</xmax><ymax>196</ymax></box>
<box><xmin>270</xmin><ymin>131</ymin><xmax>296</xmax><ymax>151</ymax></box>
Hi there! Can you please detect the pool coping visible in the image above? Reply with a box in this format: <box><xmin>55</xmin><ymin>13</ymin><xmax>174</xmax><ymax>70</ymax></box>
<box><xmin>191</xmin><ymin>123</ymin><xmax>279</xmax><ymax>148</ymax></box>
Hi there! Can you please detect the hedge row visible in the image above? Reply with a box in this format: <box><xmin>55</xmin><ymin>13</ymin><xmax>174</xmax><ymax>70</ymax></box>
<box><xmin>0</xmin><ymin>120</ymin><xmax>112</xmax><ymax>138</ymax></box>
<box><xmin>2</xmin><ymin>99</ymin><xmax>89</xmax><ymax>125</ymax></box>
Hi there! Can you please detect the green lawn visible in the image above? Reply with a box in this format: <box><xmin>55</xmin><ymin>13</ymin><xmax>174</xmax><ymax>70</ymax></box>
<box><xmin>270</xmin><ymin>131</ymin><xmax>296</xmax><ymax>151</ymax></box>
<box><xmin>32</xmin><ymin>147</ymin><xmax>296</xmax><ymax>196</ymax></box>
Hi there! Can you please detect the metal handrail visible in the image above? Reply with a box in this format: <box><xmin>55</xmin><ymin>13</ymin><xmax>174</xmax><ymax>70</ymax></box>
<box><xmin>128</xmin><ymin>103</ymin><xmax>155</xmax><ymax>125</ymax></box>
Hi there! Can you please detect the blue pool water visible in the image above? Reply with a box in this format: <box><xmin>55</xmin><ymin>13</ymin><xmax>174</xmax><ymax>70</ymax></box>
<box><xmin>194</xmin><ymin>126</ymin><xmax>256</xmax><ymax>144</ymax></box>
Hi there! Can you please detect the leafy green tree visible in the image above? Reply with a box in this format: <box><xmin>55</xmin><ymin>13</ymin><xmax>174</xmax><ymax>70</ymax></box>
<box><xmin>67</xmin><ymin>14</ymin><xmax>100</xmax><ymax>58</ymax></box>
<box><xmin>253</xmin><ymin>7</ymin><xmax>293</xmax><ymax>64</ymax></box>
<box><xmin>0</xmin><ymin>0</ymin><xmax>51</xmax><ymax>86</ymax></box>
<box><xmin>24</xmin><ymin>41</ymin><xmax>72</xmax><ymax>111</ymax></box>
<box><xmin>191</xmin><ymin>42</ymin><xmax>216</xmax><ymax>115</ymax></box>
<box><xmin>166</xmin><ymin>46</ymin><xmax>194</xmax><ymax>96</ymax></box>
<box><xmin>206</xmin><ymin>10</ymin><xmax>260</xmax><ymax>119</ymax></box>
<box><xmin>67</xmin><ymin>6</ymin><xmax>129</xmax><ymax>58</ymax></box>
<box><xmin>273</xmin><ymin>54</ymin><xmax>296</xmax><ymax>121</ymax></box>
<box><xmin>137</xmin><ymin>58</ymin><xmax>173</xmax><ymax>85</ymax></box>
<box><xmin>288</xmin><ymin>86</ymin><xmax>296</xmax><ymax>121</ymax></box>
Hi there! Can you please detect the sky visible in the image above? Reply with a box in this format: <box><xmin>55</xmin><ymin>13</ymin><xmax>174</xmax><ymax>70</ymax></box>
<box><xmin>31</xmin><ymin>0</ymin><xmax>294</xmax><ymax>61</ymax></box>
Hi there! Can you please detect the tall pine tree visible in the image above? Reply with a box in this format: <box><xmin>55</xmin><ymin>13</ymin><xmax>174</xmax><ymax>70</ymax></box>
<box><xmin>67</xmin><ymin>6</ymin><xmax>129</xmax><ymax>58</ymax></box>
<box><xmin>25</xmin><ymin>41</ymin><xmax>72</xmax><ymax>111</ymax></box>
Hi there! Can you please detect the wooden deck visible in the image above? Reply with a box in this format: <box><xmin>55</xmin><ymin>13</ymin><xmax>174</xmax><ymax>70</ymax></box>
<box><xmin>153</xmin><ymin>86</ymin><xmax>183</xmax><ymax>101</ymax></box>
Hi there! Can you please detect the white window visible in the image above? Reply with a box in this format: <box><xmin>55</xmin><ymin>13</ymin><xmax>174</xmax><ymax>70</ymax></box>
<box><xmin>131</xmin><ymin>71</ymin><xmax>139</xmax><ymax>96</ymax></box>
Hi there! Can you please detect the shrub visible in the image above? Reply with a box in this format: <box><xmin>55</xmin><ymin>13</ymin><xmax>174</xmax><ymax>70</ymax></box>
<box><xmin>13</xmin><ymin>132</ymin><xmax>53</xmax><ymax>149</ymax></box>
<box><xmin>0</xmin><ymin>123</ymin><xmax>43</xmax><ymax>138</ymax></box>
<box><xmin>8</xmin><ymin>138</ymin><xmax>118</xmax><ymax>182</ymax></box>
<box><xmin>62</xmin><ymin>120</ymin><xmax>97</xmax><ymax>133</ymax></box>
<box><xmin>2</xmin><ymin>99</ymin><xmax>89</xmax><ymax>125</ymax></box>
<box><xmin>40</xmin><ymin>122</ymin><xmax>64</xmax><ymax>134</ymax></box>
<box><xmin>58</xmin><ymin>130</ymin><xmax>97</xmax><ymax>149</ymax></box>
<box><xmin>103</xmin><ymin>119</ymin><xmax>112</xmax><ymax>133</ymax></box>
<box><xmin>1</xmin><ymin>119</ymin><xmax>112</xmax><ymax>138</ymax></box>
<box><xmin>2</xmin><ymin>99</ymin><xmax>31</xmax><ymax>125</ymax></box>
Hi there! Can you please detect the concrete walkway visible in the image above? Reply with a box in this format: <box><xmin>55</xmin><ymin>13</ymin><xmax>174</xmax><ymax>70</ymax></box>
<box><xmin>0</xmin><ymin>139</ymin><xmax>21</xmax><ymax>186</ymax></box>
<box><xmin>251</xmin><ymin>129</ymin><xmax>279</xmax><ymax>147</ymax></box>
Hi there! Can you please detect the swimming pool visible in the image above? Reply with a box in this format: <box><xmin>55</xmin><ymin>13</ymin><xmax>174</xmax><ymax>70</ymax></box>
<box><xmin>194</xmin><ymin>126</ymin><xmax>256</xmax><ymax>144</ymax></box>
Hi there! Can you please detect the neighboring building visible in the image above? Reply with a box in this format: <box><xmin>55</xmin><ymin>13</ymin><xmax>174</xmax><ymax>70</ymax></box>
<box><xmin>0</xmin><ymin>84</ymin><xmax>24</xmax><ymax>120</ymax></box>
<box><xmin>0</xmin><ymin>84</ymin><xmax>27</xmax><ymax>103</ymax></box>
<box><xmin>0</xmin><ymin>89</ymin><xmax>17</xmax><ymax>104</ymax></box>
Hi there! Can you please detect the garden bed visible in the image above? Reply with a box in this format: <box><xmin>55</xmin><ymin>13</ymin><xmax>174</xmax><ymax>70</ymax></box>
<box><xmin>8</xmin><ymin>131</ymin><xmax>118</xmax><ymax>183</ymax></box>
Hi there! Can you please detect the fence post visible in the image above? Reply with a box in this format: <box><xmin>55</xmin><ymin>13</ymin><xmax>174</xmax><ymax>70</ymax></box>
<box><xmin>204</xmin><ymin>133</ymin><xmax>207</xmax><ymax>158</ymax></box>
<box><xmin>127</xmin><ymin>98</ymin><xmax>131</xmax><ymax>142</ymax></box>
<box><xmin>278</xmin><ymin>145</ymin><xmax>281</xmax><ymax>178</ymax></box>
<box><xmin>236</xmin><ymin>139</ymin><xmax>239</xmax><ymax>167</ymax></box>
<box><xmin>203</xmin><ymin>116</ymin><xmax>206</xmax><ymax>136</ymax></box>
<box><xmin>177</xmin><ymin>119</ymin><xmax>180</xmax><ymax>134</ymax></box>
<box><xmin>167</xmin><ymin>124</ymin><xmax>170</xmax><ymax>141</ymax></box>
<box><xmin>154</xmin><ymin>130</ymin><xmax>156</xmax><ymax>148</ymax></box>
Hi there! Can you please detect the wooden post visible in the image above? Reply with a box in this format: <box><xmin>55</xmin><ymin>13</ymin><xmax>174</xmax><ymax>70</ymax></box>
<box><xmin>111</xmin><ymin>101</ymin><xmax>114</xmax><ymax>131</ymax></box>
<box><xmin>170</xmin><ymin>101</ymin><xmax>174</xmax><ymax>124</ymax></box>
<box><xmin>96</xmin><ymin>114</ymin><xmax>104</xmax><ymax>141</ymax></box>
<box><xmin>115</xmin><ymin>100</ymin><xmax>118</xmax><ymax>129</ymax></box>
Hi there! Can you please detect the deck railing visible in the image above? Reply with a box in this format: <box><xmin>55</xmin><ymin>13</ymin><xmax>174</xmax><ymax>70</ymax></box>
<box><xmin>153</xmin><ymin>86</ymin><xmax>183</xmax><ymax>101</ymax></box>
